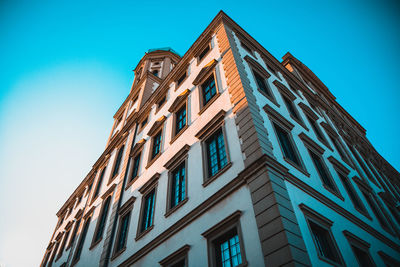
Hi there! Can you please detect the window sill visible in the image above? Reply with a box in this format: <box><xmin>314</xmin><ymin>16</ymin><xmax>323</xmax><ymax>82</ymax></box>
<box><xmin>202</xmin><ymin>162</ymin><xmax>232</xmax><ymax>187</ymax></box>
<box><xmin>135</xmin><ymin>225</ymin><xmax>154</xmax><ymax>241</ymax></box>
<box><xmin>198</xmin><ymin>93</ymin><xmax>221</xmax><ymax>116</ymax></box>
<box><xmin>283</xmin><ymin>158</ymin><xmax>310</xmax><ymax>177</ymax></box>
<box><xmin>170</xmin><ymin>125</ymin><xmax>189</xmax><ymax>145</ymax></box>
<box><xmin>165</xmin><ymin>198</ymin><xmax>188</xmax><ymax>218</ymax></box>
<box><xmin>146</xmin><ymin>153</ymin><xmax>162</xmax><ymax>169</ymax></box>
<box><xmin>111</xmin><ymin>247</ymin><xmax>126</xmax><ymax>261</ymax></box>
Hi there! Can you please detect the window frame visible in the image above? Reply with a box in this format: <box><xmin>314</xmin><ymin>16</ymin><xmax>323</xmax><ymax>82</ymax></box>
<box><xmin>195</xmin><ymin>110</ymin><xmax>231</xmax><ymax>187</ymax></box>
<box><xmin>300</xmin><ymin>204</ymin><xmax>344</xmax><ymax>266</ymax></box>
<box><xmin>111</xmin><ymin>196</ymin><xmax>136</xmax><ymax>260</ymax></box>
<box><xmin>164</xmin><ymin>145</ymin><xmax>190</xmax><ymax>217</ymax></box>
<box><xmin>71</xmin><ymin>210</ymin><xmax>93</xmax><ymax>266</ymax></box>
<box><xmin>146</xmin><ymin>116</ymin><xmax>166</xmax><ymax>169</ymax></box>
<box><xmin>90</xmin><ymin>193</ymin><xmax>113</xmax><ymax>249</ymax></box>
<box><xmin>169</xmin><ymin>90</ymin><xmax>190</xmax><ymax>144</ymax></box>
<box><xmin>264</xmin><ymin>104</ymin><xmax>308</xmax><ymax>176</ymax></box>
<box><xmin>201</xmin><ymin>211</ymin><xmax>247</xmax><ymax>267</ymax></box>
<box><xmin>108</xmin><ymin>143</ymin><xmax>126</xmax><ymax>184</ymax></box>
<box><xmin>343</xmin><ymin>230</ymin><xmax>376</xmax><ymax>267</ymax></box>
<box><xmin>299</xmin><ymin>133</ymin><xmax>342</xmax><ymax>199</ymax></box>
<box><xmin>91</xmin><ymin>165</ymin><xmax>107</xmax><ymax>203</ymax></box>
<box><xmin>198</xmin><ymin>71</ymin><xmax>220</xmax><ymax>115</ymax></box>
<box><xmin>196</xmin><ymin>42</ymin><xmax>212</xmax><ymax>64</ymax></box>
<box><xmin>125</xmin><ymin>138</ymin><xmax>145</xmax><ymax>190</ymax></box>
<box><xmin>136</xmin><ymin>173</ymin><xmax>160</xmax><ymax>240</ymax></box>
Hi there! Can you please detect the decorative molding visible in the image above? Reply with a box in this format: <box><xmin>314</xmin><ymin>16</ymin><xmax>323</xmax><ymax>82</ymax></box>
<box><xmin>168</xmin><ymin>89</ymin><xmax>190</xmax><ymax>112</ymax></box>
<box><xmin>195</xmin><ymin>110</ymin><xmax>226</xmax><ymax>140</ymax></box>
<box><xmin>299</xmin><ymin>132</ymin><xmax>325</xmax><ymax>155</ymax></box>
<box><xmin>328</xmin><ymin>156</ymin><xmax>350</xmax><ymax>175</ymax></box>
<box><xmin>147</xmin><ymin>116</ymin><xmax>166</xmax><ymax>136</ymax></box>
<box><xmin>138</xmin><ymin>173</ymin><xmax>160</xmax><ymax>194</ymax></box>
<box><xmin>263</xmin><ymin>104</ymin><xmax>295</xmax><ymax>130</ymax></box>
<box><xmin>192</xmin><ymin>59</ymin><xmax>218</xmax><ymax>85</ymax></box>
<box><xmin>164</xmin><ymin>144</ymin><xmax>190</xmax><ymax>170</ymax></box>
<box><xmin>130</xmin><ymin>139</ymin><xmax>146</xmax><ymax>156</ymax></box>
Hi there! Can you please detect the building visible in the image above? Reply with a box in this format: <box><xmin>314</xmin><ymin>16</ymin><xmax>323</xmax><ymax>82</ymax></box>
<box><xmin>40</xmin><ymin>11</ymin><xmax>400</xmax><ymax>267</ymax></box>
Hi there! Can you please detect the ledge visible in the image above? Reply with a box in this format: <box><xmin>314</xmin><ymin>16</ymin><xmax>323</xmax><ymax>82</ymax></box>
<box><xmin>202</xmin><ymin>162</ymin><xmax>232</xmax><ymax>187</ymax></box>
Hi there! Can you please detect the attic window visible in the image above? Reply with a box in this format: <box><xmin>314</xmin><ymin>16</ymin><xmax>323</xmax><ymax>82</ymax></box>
<box><xmin>198</xmin><ymin>45</ymin><xmax>211</xmax><ymax>62</ymax></box>
<box><xmin>177</xmin><ymin>72</ymin><xmax>187</xmax><ymax>86</ymax></box>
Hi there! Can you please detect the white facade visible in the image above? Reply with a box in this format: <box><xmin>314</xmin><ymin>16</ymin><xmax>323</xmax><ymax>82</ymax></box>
<box><xmin>41</xmin><ymin>11</ymin><xmax>400</xmax><ymax>267</ymax></box>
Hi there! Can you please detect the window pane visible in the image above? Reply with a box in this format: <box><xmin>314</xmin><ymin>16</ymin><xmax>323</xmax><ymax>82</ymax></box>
<box><xmin>215</xmin><ymin>228</ymin><xmax>242</xmax><ymax>267</ymax></box>
<box><xmin>113</xmin><ymin>145</ymin><xmax>125</xmax><ymax>177</ymax></box>
<box><xmin>352</xmin><ymin>246</ymin><xmax>375</xmax><ymax>267</ymax></box>
<box><xmin>152</xmin><ymin>132</ymin><xmax>162</xmax><ymax>159</ymax></box>
<box><xmin>202</xmin><ymin>76</ymin><xmax>217</xmax><ymax>104</ymax></box>
<box><xmin>274</xmin><ymin>124</ymin><xmax>300</xmax><ymax>166</ymax></box>
<box><xmin>309</xmin><ymin>221</ymin><xmax>341</xmax><ymax>263</ymax></box>
<box><xmin>254</xmin><ymin>71</ymin><xmax>271</xmax><ymax>96</ymax></box>
<box><xmin>141</xmin><ymin>190</ymin><xmax>155</xmax><ymax>232</ymax></box>
<box><xmin>131</xmin><ymin>153</ymin><xmax>141</xmax><ymax>181</ymax></box>
<box><xmin>116</xmin><ymin>211</ymin><xmax>131</xmax><ymax>252</ymax></box>
<box><xmin>176</xmin><ymin>105</ymin><xmax>187</xmax><ymax>134</ymax></box>
<box><xmin>309</xmin><ymin>151</ymin><xmax>336</xmax><ymax>191</ymax></box>
<box><xmin>206</xmin><ymin>129</ymin><xmax>227</xmax><ymax>177</ymax></box>
<box><xmin>283</xmin><ymin>95</ymin><xmax>300</xmax><ymax>121</ymax></box>
<box><xmin>337</xmin><ymin>173</ymin><xmax>364</xmax><ymax>211</ymax></box>
<box><xmin>94</xmin><ymin>197</ymin><xmax>111</xmax><ymax>242</ymax></box>
<box><xmin>171</xmin><ymin>163</ymin><xmax>186</xmax><ymax>208</ymax></box>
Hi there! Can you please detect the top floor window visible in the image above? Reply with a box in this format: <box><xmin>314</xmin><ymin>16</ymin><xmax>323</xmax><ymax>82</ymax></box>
<box><xmin>253</xmin><ymin>70</ymin><xmax>271</xmax><ymax>97</ymax></box>
<box><xmin>175</xmin><ymin>105</ymin><xmax>187</xmax><ymax>135</ymax></box>
<box><xmin>198</xmin><ymin>44</ymin><xmax>211</xmax><ymax>62</ymax></box>
<box><xmin>151</xmin><ymin>131</ymin><xmax>162</xmax><ymax>160</ymax></box>
<box><xmin>201</xmin><ymin>76</ymin><xmax>217</xmax><ymax>106</ymax></box>
<box><xmin>273</xmin><ymin>123</ymin><xmax>301</xmax><ymax>167</ymax></box>
<box><xmin>111</xmin><ymin>145</ymin><xmax>125</xmax><ymax>178</ymax></box>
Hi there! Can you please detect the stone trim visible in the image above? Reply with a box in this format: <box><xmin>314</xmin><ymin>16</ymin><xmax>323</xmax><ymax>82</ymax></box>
<box><xmin>168</xmin><ymin>89</ymin><xmax>190</xmax><ymax>112</ymax></box>
<box><xmin>159</xmin><ymin>244</ymin><xmax>190</xmax><ymax>267</ymax></box>
<box><xmin>298</xmin><ymin>132</ymin><xmax>325</xmax><ymax>155</ymax></box>
<box><xmin>263</xmin><ymin>104</ymin><xmax>295</xmax><ymax>130</ymax></box>
<box><xmin>138</xmin><ymin>173</ymin><xmax>160</xmax><ymax>194</ymax></box>
<box><xmin>328</xmin><ymin>156</ymin><xmax>350</xmax><ymax>175</ymax></box>
<box><xmin>164</xmin><ymin>144</ymin><xmax>190</xmax><ymax>170</ymax></box>
<box><xmin>195</xmin><ymin>110</ymin><xmax>226</xmax><ymax>140</ymax></box>
<box><xmin>193</xmin><ymin>59</ymin><xmax>218</xmax><ymax>85</ymax></box>
<box><xmin>147</xmin><ymin>116</ymin><xmax>166</xmax><ymax>137</ymax></box>
<box><xmin>130</xmin><ymin>139</ymin><xmax>146</xmax><ymax>156</ymax></box>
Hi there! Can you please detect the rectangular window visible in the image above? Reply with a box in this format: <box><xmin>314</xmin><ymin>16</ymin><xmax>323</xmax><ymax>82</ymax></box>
<box><xmin>206</xmin><ymin>129</ymin><xmax>227</xmax><ymax>178</ymax></box>
<box><xmin>114</xmin><ymin>210</ymin><xmax>131</xmax><ymax>254</ymax></box>
<box><xmin>141</xmin><ymin>190</ymin><xmax>155</xmax><ymax>232</ymax></box>
<box><xmin>171</xmin><ymin>163</ymin><xmax>186</xmax><ymax>209</ymax></box>
<box><xmin>352</xmin><ymin>245</ymin><xmax>375</xmax><ymax>267</ymax></box>
<box><xmin>67</xmin><ymin>218</ymin><xmax>81</xmax><ymax>250</ymax></box>
<box><xmin>72</xmin><ymin>216</ymin><xmax>91</xmax><ymax>263</ymax></box>
<box><xmin>57</xmin><ymin>229</ymin><xmax>70</xmax><ymax>259</ymax></box>
<box><xmin>253</xmin><ymin>70</ymin><xmax>271</xmax><ymax>97</ymax></box>
<box><xmin>308</xmin><ymin>150</ymin><xmax>338</xmax><ymax>193</ymax></box>
<box><xmin>175</xmin><ymin>105</ymin><xmax>187</xmax><ymax>135</ymax></box>
<box><xmin>157</xmin><ymin>96</ymin><xmax>166</xmax><ymax>108</ymax></box>
<box><xmin>337</xmin><ymin>172</ymin><xmax>366</xmax><ymax>212</ymax></box>
<box><xmin>112</xmin><ymin>145</ymin><xmax>125</xmax><ymax>178</ymax></box>
<box><xmin>308</xmin><ymin>220</ymin><xmax>342</xmax><ymax>264</ymax></box>
<box><xmin>328</xmin><ymin>135</ymin><xmax>350</xmax><ymax>164</ymax></box>
<box><xmin>202</xmin><ymin>211</ymin><xmax>246</xmax><ymax>267</ymax></box>
<box><xmin>214</xmin><ymin>228</ymin><xmax>242</xmax><ymax>267</ymax></box>
<box><xmin>92</xmin><ymin>196</ymin><xmax>111</xmax><ymax>244</ymax></box>
<box><xmin>201</xmin><ymin>75</ymin><xmax>217</xmax><ymax>106</ymax></box>
<box><xmin>49</xmin><ymin>240</ymin><xmax>60</xmax><ymax>265</ymax></box>
<box><xmin>362</xmin><ymin>191</ymin><xmax>390</xmax><ymax>231</ymax></box>
<box><xmin>93</xmin><ymin>168</ymin><xmax>106</xmax><ymax>200</ymax></box>
<box><xmin>273</xmin><ymin>123</ymin><xmax>301</xmax><ymax>167</ymax></box>
<box><xmin>306</xmin><ymin>115</ymin><xmax>326</xmax><ymax>142</ymax></box>
<box><xmin>130</xmin><ymin>153</ymin><xmax>141</xmax><ymax>182</ymax></box>
<box><xmin>151</xmin><ymin>131</ymin><xmax>162</xmax><ymax>159</ymax></box>
<box><xmin>198</xmin><ymin>45</ymin><xmax>211</xmax><ymax>62</ymax></box>
<box><xmin>141</xmin><ymin>116</ymin><xmax>148</xmax><ymax>129</ymax></box>
<box><xmin>282</xmin><ymin>94</ymin><xmax>300</xmax><ymax>121</ymax></box>
<box><xmin>177</xmin><ymin>72</ymin><xmax>187</xmax><ymax>86</ymax></box>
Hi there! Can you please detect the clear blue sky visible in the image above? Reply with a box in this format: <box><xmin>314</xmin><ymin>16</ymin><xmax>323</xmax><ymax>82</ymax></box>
<box><xmin>0</xmin><ymin>0</ymin><xmax>399</xmax><ymax>266</ymax></box>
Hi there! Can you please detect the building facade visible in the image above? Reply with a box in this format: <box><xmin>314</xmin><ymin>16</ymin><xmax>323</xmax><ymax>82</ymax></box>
<box><xmin>41</xmin><ymin>11</ymin><xmax>400</xmax><ymax>267</ymax></box>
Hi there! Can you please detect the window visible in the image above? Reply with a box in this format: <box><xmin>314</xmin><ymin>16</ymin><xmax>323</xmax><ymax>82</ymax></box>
<box><xmin>72</xmin><ymin>216</ymin><xmax>91</xmax><ymax>264</ymax></box>
<box><xmin>130</xmin><ymin>153</ymin><xmax>141</xmax><ymax>182</ymax></box>
<box><xmin>114</xmin><ymin>211</ymin><xmax>131</xmax><ymax>254</ymax></box>
<box><xmin>378</xmin><ymin>251</ymin><xmax>400</xmax><ymax>267</ymax></box>
<box><xmin>240</xmin><ymin>41</ymin><xmax>254</xmax><ymax>56</ymax></box>
<box><xmin>177</xmin><ymin>72</ymin><xmax>187</xmax><ymax>86</ymax></box>
<box><xmin>309</xmin><ymin>220</ymin><xmax>342</xmax><ymax>264</ymax></box>
<box><xmin>175</xmin><ymin>104</ymin><xmax>187</xmax><ymax>136</ymax></box>
<box><xmin>282</xmin><ymin>94</ymin><xmax>301</xmax><ymax>121</ymax></box>
<box><xmin>151</xmin><ymin>131</ymin><xmax>162</xmax><ymax>159</ymax></box>
<box><xmin>253</xmin><ymin>70</ymin><xmax>271</xmax><ymax>97</ymax></box>
<box><xmin>328</xmin><ymin>134</ymin><xmax>350</xmax><ymax>164</ymax></box>
<box><xmin>202</xmin><ymin>211</ymin><xmax>246</xmax><ymax>267</ymax></box>
<box><xmin>111</xmin><ymin>145</ymin><xmax>125</xmax><ymax>178</ymax></box>
<box><xmin>92</xmin><ymin>196</ymin><xmax>111</xmax><ymax>245</ymax></box>
<box><xmin>152</xmin><ymin>69</ymin><xmax>159</xmax><ymax>77</ymax></box>
<box><xmin>273</xmin><ymin>122</ymin><xmax>301</xmax><ymax>167</ymax></box>
<box><xmin>337</xmin><ymin>172</ymin><xmax>366</xmax><ymax>213</ymax></box>
<box><xmin>206</xmin><ymin>129</ymin><xmax>228</xmax><ymax>178</ymax></box>
<box><xmin>198</xmin><ymin>44</ymin><xmax>211</xmax><ymax>62</ymax></box>
<box><xmin>140</xmin><ymin>190</ymin><xmax>155</xmax><ymax>233</ymax></box>
<box><xmin>306</xmin><ymin>115</ymin><xmax>326</xmax><ymax>143</ymax></box>
<box><xmin>343</xmin><ymin>231</ymin><xmax>376</xmax><ymax>267</ymax></box>
<box><xmin>308</xmin><ymin>149</ymin><xmax>338</xmax><ymax>193</ymax></box>
<box><xmin>171</xmin><ymin>163</ymin><xmax>186</xmax><ymax>209</ymax></box>
<box><xmin>300</xmin><ymin>204</ymin><xmax>344</xmax><ymax>266</ymax></box>
<box><xmin>67</xmin><ymin>218</ymin><xmax>81</xmax><ymax>250</ymax></box>
<box><xmin>214</xmin><ymin>228</ymin><xmax>242</xmax><ymax>267</ymax></box>
<box><xmin>201</xmin><ymin>75</ymin><xmax>217</xmax><ymax>106</ymax></box>
<box><xmin>157</xmin><ymin>96</ymin><xmax>166</xmax><ymax>109</ymax></box>
<box><xmin>48</xmin><ymin>239</ymin><xmax>60</xmax><ymax>265</ymax></box>
<box><xmin>93</xmin><ymin>168</ymin><xmax>106</xmax><ymax>200</ymax></box>
<box><xmin>57</xmin><ymin>229</ymin><xmax>70</xmax><ymax>259</ymax></box>
<box><xmin>362</xmin><ymin>191</ymin><xmax>391</xmax><ymax>232</ymax></box>
<box><xmin>140</xmin><ymin>116</ymin><xmax>148</xmax><ymax>130</ymax></box>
